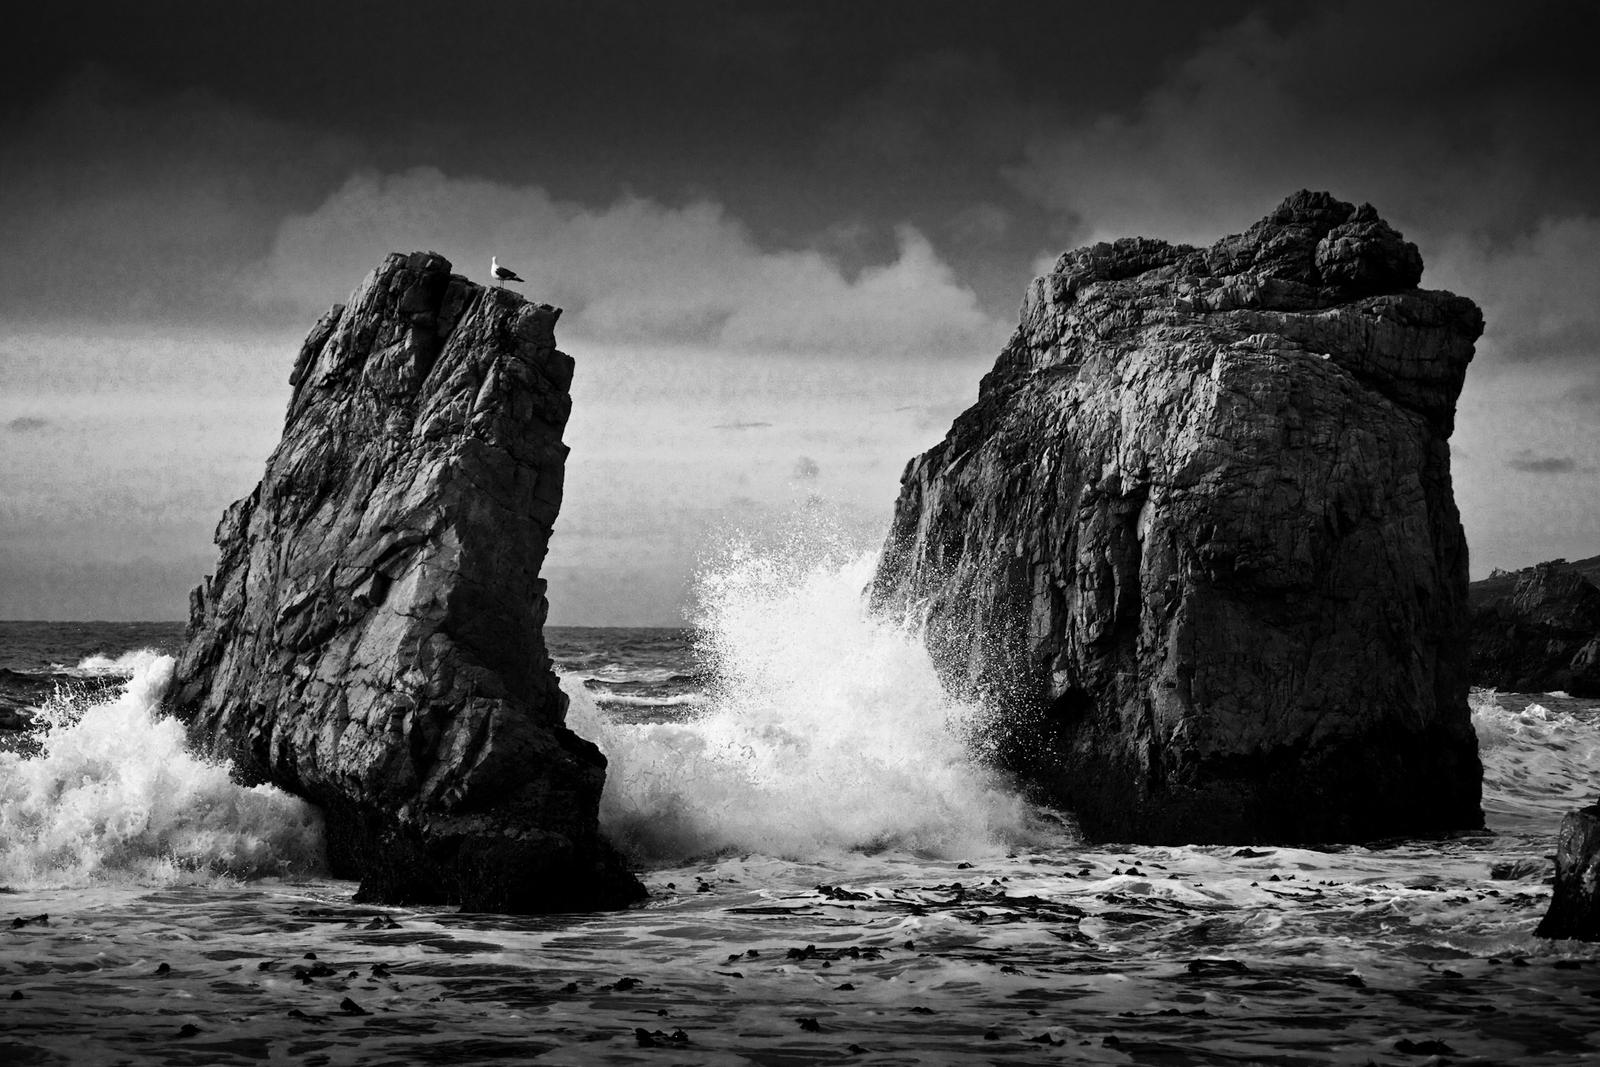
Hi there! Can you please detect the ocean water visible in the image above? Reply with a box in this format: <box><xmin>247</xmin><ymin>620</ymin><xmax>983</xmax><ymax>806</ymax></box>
<box><xmin>2</xmin><ymin>546</ymin><xmax>1600</xmax><ymax>1065</ymax></box>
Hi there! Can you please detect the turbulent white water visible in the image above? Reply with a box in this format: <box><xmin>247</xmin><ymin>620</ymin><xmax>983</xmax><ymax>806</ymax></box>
<box><xmin>5</xmin><ymin>547</ymin><xmax>1599</xmax><ymax>886</ymax></box>
<box><xmin>568</xmin><ymin>543</ymin><xmax>1045</xmax><ymax>863</ymax></box>
<box><xmin>1473</xmin><ymin>689</ymin><xmax>1600</xmax><ymax>834</ymax></box>
<box><xmin>65</xmin><ymin>647</ymin><xmax>170</xmax><ymax>676</ymax></box>
<box><xmin>4</xmin><ymin>557</ymin><xmax>1600</xmax><ymax>1064</ymax></box>
<box><xmin>0</xmin><ymin>656</ymin><xmax>325</xmax><ymax>889</ymax></box>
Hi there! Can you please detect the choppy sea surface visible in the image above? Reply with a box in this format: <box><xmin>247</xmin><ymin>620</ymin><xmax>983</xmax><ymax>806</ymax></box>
<box><xmin>3</xmin><ymin>548</ymin><xmax>1599</xmax><ymax>1065</ymax></box>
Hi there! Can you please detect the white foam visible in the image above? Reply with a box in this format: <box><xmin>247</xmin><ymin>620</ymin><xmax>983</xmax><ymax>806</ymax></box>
<box><xmin>578</xmin><ymin>666</ymin><xmax>692</xmax><ymax>684</ymax></box>
<box><xmin>0</xmin><ymin>656</ymin><xmax>325</xmax><ymax>888</ymax></box>
<box><xmin>68</xmin><ymin>647</ymin><xmax>169</xmax><ymax>676</ymax></box>
<box><xmin>1471</xmin><ymin>688</ymin><xmax>1600</xmax><ymax>833</ymax></box>
<box><xmin>566</xmin><ymin>530</ymin><xmax>1051</xmax><ymax>864</ymax></box>
<box><xmin>590</xmin><ymin>691</ymin><xmax>709</xmax><ymax>708</ymax></box>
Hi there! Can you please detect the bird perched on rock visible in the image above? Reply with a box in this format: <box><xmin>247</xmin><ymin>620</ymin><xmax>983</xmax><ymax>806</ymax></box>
<box><xmin>491</xmin><ymin>256</ymin><xmax>525</xmax><ymax>286</ymax></box>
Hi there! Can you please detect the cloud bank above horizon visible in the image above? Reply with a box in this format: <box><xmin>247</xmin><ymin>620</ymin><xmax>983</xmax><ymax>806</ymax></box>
<box><xmin>3</xmin><ymin>0</ymin><xmax>1597</xmax><ymax>621</ymax></box>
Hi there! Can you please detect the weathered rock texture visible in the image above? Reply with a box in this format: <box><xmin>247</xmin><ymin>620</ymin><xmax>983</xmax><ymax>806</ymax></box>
<box><xmin>170</xmin><ymin>251</ymin><xmax>643</xmax><ymax>911</ymax></box>
<box><xmin>1469</xmin><ymin>559</ymin><xmax>1600</xmax><ymax>696</ymax></box>
<box><xmin>871</xmin><ymin>192</ymin><xmax>1485</xmax><ymax>843</ymax></box>
<box><xmin>1536</xmin><ymin>801</ymin><xmax>1600</xmax><ymax>940</ymax></box>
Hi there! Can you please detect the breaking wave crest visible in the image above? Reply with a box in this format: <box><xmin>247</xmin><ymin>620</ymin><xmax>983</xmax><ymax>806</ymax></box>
<box><xmin>0</xmin><ymin>657</ymin><xmax>325</xmax><ymax>889</ymax></box>
<box><xmin>68</xmin><ymin>647</ymin><xmax>170</xmax><ymax>676</ymax></box>
<box><xmin>567</xmin><ymin>532</ymin><xmax>1053</xmax><ymax>864</ymax></box>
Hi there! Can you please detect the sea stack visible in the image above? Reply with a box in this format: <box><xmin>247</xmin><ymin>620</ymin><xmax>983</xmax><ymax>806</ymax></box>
<box><xmin>871</xmin><ymin>191</ymin><xmax>1485</xmax><ymax>844</ymax></box>
<box><xmin>1536</xmin><ymin>801</ymin><xmax>1600</xmax><ymax>941</ymax></box>
<box><xmin>170</xmin><ymin>251</ymin><xmax>644</xmax><ymax>911</ymax></box>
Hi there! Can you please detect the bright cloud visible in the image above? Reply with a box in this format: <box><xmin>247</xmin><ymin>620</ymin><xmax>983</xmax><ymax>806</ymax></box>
<box><xmin>255</xmin><ymin>167</ymin><xmax>1004</xmax><ymax>359</ymax></box>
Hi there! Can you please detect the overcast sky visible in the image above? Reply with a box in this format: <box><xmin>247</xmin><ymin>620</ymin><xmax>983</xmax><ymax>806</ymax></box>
<box><xmin>3</xmin><ymin>1</ymin><xmax>1598</xmax><ymax>624</ymax></box>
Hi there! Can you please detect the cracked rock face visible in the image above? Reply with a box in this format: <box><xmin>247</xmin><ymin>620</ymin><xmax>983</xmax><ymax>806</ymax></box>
<box><xmin>1537</xmin><ymin>802</ymin><xmax>1600</xmax><ymax>941</ymax></box>
<box><xmin>171</xmin><ymin>251</ymin><xmax>643</xmax><ymax>911</ymax></box>
<box><xmin>871</xmin><ymin>191</ymin><xmax>1485</xmax><ymax>844</ymax></box>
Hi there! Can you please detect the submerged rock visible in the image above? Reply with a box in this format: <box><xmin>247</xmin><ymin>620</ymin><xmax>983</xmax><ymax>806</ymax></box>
<box><xmin>871</xmin><ymin>191</ymin><xmax>1484</xmax><ymax>844</ymax></box>
<box><xmin>170</xmin><ymin>251</ymin><xmax>644</xmax><ymax>911</ymax></box>
<box><xmin>1536</xmin><ymin>802</ymin><xmax>1600</xmax><ymax>940</ymax></box>
<box><xmin>1469</xmin><ymin>560</ymin><xmax>1600</xmax><ymax>696</ymax></box>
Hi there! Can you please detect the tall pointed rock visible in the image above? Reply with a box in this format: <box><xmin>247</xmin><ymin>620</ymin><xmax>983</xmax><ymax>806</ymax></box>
<box><xmin>171</xmin><ymin>251</ymin><xmax>644</xmax><ymax>910</ymax></box>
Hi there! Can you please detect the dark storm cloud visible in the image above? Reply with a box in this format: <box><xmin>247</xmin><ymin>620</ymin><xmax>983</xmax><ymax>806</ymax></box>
<box><xmin>825</xmin><ymin>51</ymin><xmax>1037</xmax><ymax>163</ymax></box>
<box><xmin>252</xmin><ymin>169</ymin><xmax>1002</xmax><ymax>357</ymax></box>
<box><xmin>1010</xmin><ymin>2</ymin><xmax>1600</xmax><ymax>240</ymax></box>
<box><xmin>814</xmin><ymin>50</ymin><xmax>1068</xmax><ymax>308</ymax></box>
<box><xmin>0</xmin><ymin>70</ymin><xmax>360</xmax><ymax>327</ymax></box>
<box><xmin>3</xmin><ymin>1</ymin><xmax>1267</xmax><ymax>329</ymax></box>
<box><xmin>1001</xmin><ymin>1</ymin><xmax>1600</xmax><ymax>370</ymax></box>
<box><xmin>1434</xmin><ymin>218</ymin><xmax>1600</xmax><ymax>367</ymax></box>
<box><xmin>1507</xmin><ymin>452</ymin><xmax>1580</xmax><ymax>475</ymax></box>
<box><xmin>10</xmin><ymin>0</ymin><xmax>1249</xmax><ymax>150</ymax></box>
<box><xmin>6</xmin><ymin>0</ymin><xmax>1599</xmax><ymax>618</ymax></box>
<box><xmin>17</xmin><ymin>1</ymin><xmax>1589</xmax><ymax>356</ymax></box>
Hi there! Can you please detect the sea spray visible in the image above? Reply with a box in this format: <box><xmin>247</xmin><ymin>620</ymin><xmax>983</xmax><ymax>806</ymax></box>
<box><xmin>68</xmin><ymin>647</ymin><xmax>171</xmax><ymax>676</ymax></box>
<box><xmin>567</xmin><ymin>534</ymin><xmax>1057</xmax><ymax>862</ymax></box>
<box><xmin>0</xmin><ymin>655</ymin><xmax>324</xmax><ymax>888</ymax></box>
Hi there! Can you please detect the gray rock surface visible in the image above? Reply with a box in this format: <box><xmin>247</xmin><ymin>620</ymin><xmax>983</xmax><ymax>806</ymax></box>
<box><xmin>170</xmin><ymin>251</ymin><xmax>643</xmax><ymax>911</ymax></box>
<box><xmin>871</xmin><ymin>191</ymin><xmax>1485</xmax><ymax>844</ymax></box>
<box><xmin>1536</xmin><ymin>801</ymin><xmax>1600</xmax><ymax>940</ymax></box>
<box><xmin>1469</xmin><ymin>560</ymin><xmax>1600</xmax><ymax>696</ymax></box>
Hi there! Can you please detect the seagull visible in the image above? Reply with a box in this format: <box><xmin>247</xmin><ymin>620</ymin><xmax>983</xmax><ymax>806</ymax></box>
<box><xmin>490</xmin><ymin>256</ymin><xmax>525</xmax><ymax>286</ymax></box>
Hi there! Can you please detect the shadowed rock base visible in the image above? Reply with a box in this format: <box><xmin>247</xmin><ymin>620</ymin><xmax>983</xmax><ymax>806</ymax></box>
<box><xmin>325</xmin><ymin>798</ymin><xmax>642</xmax><ymax>912</ymax></box>
<box><xmin>1536</xmin><ymin>803</ymin><xmax>1600</xmax><ymax>941</ymax></box>
<box><xmin>995</xmin><ymin>717</ymin><xmax>1483</xmax><ymax>845</ymax></box>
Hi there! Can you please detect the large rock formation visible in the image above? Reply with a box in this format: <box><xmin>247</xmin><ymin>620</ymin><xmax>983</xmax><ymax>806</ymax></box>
<box><xmin>1536</xmin><ymin>802</ymin><xmax>1600</xmax><ymax>940</ymax></box>
<box><xmin>1469</xmin><ymin>559</ymin><xmax>1600</xmax><ymax>696</ymax></box>
<box><xmin>871</xmin><ymin>191</ymin><xmax>1485</xmax><ymax>844</ymax></box>
<box><xmin>170</xmin><ymin>251</ymin><xmax>644</xmax><ymax>911</ymax></box>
